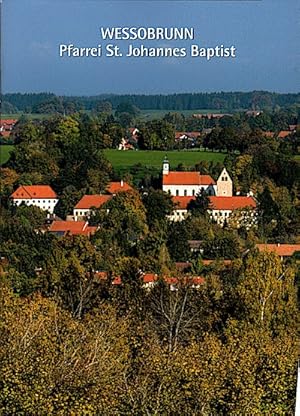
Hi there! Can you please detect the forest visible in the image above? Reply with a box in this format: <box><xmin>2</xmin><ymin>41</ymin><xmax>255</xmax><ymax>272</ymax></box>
<box><xmin>0</xmin><ymin>108</ymin><xmax>299</xmax><ymax>414</ymax></box>
<box><xmin>2</xmin><ymin>90</ymin><xmax>300</xmax><ymax>114</ymax></box>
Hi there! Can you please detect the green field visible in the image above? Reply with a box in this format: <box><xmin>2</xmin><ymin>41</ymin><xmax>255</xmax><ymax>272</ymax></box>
<box><xmin>138</xmin><ymin>109</ymin><xmax>239</xmax><ymax>120</ymax></box>
<box><xmin>1</xmin><ymin>113</ymin><xmax>52</xmax><ymax>120</ymax></box>
<box><xmin>1</xmin><ymin>108</ymin><xmax>235</xmax><ymax>122</ymax></box>
<box><xmin>104</xmin><ymin>149</ymin><xmax>226</xmax><ymax>169</ymax></box>
<box><xmin>0</xmin><ymin>145</ymin><xmax>14</xmax><ymax>165</ymax></box>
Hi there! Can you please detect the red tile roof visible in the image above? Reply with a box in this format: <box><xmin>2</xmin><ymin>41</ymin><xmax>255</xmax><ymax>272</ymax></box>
<box><xmin>11</xmin><ymin>185</ymin><xmax>57</xmax><ymax>199</ymax></box>
<box><xmin>0</xmin><ymin>119</ymin><xmax>17</xmax><ymax>126</ymax></box>
<box><xmin>277</xmin><ymin>131</ymin><xmax>291</xmax><ymax>139</ymax></box>
<box><xmin>172</xmin><ymin>196</ymin><xmax>195</xmax><ymax>209</ymax></box>
<box><xmin>256</xmin><ymin>244</ymin><xmax>300</xmax><ymax>257</ymax></box>
<box><xmin>163</xmin><ymin>172</ymin><xmax>215</xmax><ymax>186</ymax></box>
<box><xmin>106</xmin><ymin>181</ymin><xmax>133</xmax><ymax>194</ymax></box>
<box><xmin>74</xmin><ymin>195</ymin><xmax>112</xmax><ymax>210</ymax></box>
<box><xmin>0</xmin><ymin>131</ymin><xmax>12</xmax><ymax>137</ymax></box>
<box><xmin>209</xmin><ymin>196</ymin><xmax>256</xmax><ymax>211</ymax></box>
<box><xmin>94</xmin><ymin>271</ymin><xmax>204</xmax><ymax>286</ymax></box>
<box><xmin>49</xmin><ymin>220</ymin><xmax>97</xmax><ymax>236</ymax></box>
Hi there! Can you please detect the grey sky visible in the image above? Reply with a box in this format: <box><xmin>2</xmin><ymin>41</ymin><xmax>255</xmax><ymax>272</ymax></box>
<box><xmin>2</xmin><ymin>0</ymin><xmax>299</xmax><ymax>95</ymax></box>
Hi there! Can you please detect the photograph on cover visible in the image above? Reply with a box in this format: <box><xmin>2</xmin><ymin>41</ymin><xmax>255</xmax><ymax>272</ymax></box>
<box><xmin>0</xmin><ymin>0</ymin><xmax>299</xmax><ymax>414</ymax></box>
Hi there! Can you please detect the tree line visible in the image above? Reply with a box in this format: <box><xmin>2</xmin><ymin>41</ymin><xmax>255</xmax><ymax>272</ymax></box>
<box><xmin>2</xmin><ymin>90</ymin><xmax>300</xmax><ymax>113</ymax></box>
<box><xmin>0</xmin><ymin>110</ymin><xmax>299</xmax><ymax>414</ymax></box>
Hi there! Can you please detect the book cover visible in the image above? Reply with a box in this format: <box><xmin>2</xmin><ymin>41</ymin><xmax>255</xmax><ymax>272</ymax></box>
<box><xmin>0</xmin><ymin>1</ymin><xmax>299</xmax><ymax>414</ymax></box>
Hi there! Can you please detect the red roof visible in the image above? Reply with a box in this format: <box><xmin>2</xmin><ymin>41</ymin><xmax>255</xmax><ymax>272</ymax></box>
<box><xmin>277</xmin><ymin>131</ymin><xmax>290</xmax><ymax>139</ymax></box>
<box><xmin>0</xmin><ymin>131</ymin><xmax>11</xmax><ymax>137</ymax></box>
<box><xmin>256</xmin><ymin>244</ymin><xmax>300</xmax><ymax>257</ymax></box>
<box><xmin>49</xmin><ymin>220</ymin><xmax>97</xmax><ymax>236</ymax></box>
<box><xmin>175</xmin><ymin>131</ymin><xmax>200</xmax><ymax>140</ymax></box>
<box><xmin>94</xmin><ymin>271</ymin><xmax>204</xmax><ymax>286</ymax></box>
<box><xmin>0</xmin><ymin>119</ymin><xmax>17</xmax><ymax>126</ymax></box>
<box><xmin>74</xmin><ymin>195</ymin><xmax>112</xmax><ymax>210</ymax></box>
<box><xmin>106</xmin><ymin>181</ymin><xmax>133</xmax><ymax>194</ymax></box>
<box><xmin>163</xmin><ymin>172</ymin><xmax>215</xmax><ymax>186</ymax></box>
<box><xmin>209</xmin><ymin>196</ymin><xmax>256</xmax><ymax>211</ymax></box>
<box><xmin>11</xmin><ymin>185</ymin><xmax>57</xmax><ymax>199</ymax></box>
<box><xmin>263</xmin><ymin>131</ymin><xmax>274</xmax><ymax>138</ymax></box>
<box><xmin>172</xmin><ymin>196</ymin><xmax>195</xmax><ymax>209</ymax></box>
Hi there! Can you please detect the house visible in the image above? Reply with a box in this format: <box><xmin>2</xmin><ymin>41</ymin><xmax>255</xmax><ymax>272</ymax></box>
<box><xmin>162</xmin><ymin>158</ymin><xmax>232</xmax><ymax>198</ymax></box>
<box><xmin>277</xmin><ymin>130</ymin><xmax>291</xmax><ymax>139</ymax></box>
<box><xmin>175</xmin><ymin>131</ymin><xmax>200</xmax><ymax>141</ymax></box>
<box><xmin>256</xmin><ymin>243</ymin><xmax>300</xmax><ymax>260</ymax></box>
<box><xmin>168</xmin><ymin>196</ymin><xmax>195</xmax><ymax>221</ymax></box>
<box><xmin>245</xmin><ymin>110</ymin><xmax>262</xmax><ymax>117</ymax></box>
<box><xmin>164</xmin><ymin>159</ymin><xmax>256</xmax><ymax>225</ymax></box>
<box><xmin>94</xmin><ymin>271</ymin><xmax>204</xmax><ymax>290</ymax></box>
<box><xmin>49</xmin><ymin>220</ymin><xmax>97</xmax><ymax>237</ymax></box>
<box><xmin>128</xmin><ymin>127</ymin><xmax>139</xmax><ymax>140</ymax></box>
<box><xmin>0</xmin><ymin>119</ymin><xmax>17</xmax><ymax>138</ymax></box>
<box><xmin>11</xmin><ymin>185</ymin><xmax>58</xmax><ymax>214</ymax></box>
<box><xmin>162</xmin><ymin>157</ymin><xmax>217</xmax><ymax>197</ymax></box>
<box><xmin>168</xmin><ymin>194</ymin><xmax>256</xmax><ymax>226</ymax></box>
<box><xmin>106</xmin><ymin>180</ymin><xmax>133</xmax><ymax>195</ymax></box>
<box><xmin>73</xmin><ymin>195</ymin><xmax>112</xmax><ymax>220</ymax></box>
<box><xmin>192</xmin><ymin>113</ymin><xmax>232</xmax><ymax>120</ymax></box>
<box><xmin>208</xmin><ymin>196</ymin><xmax>257</xmax><ymax>226</ymax></box>
<box><xmin>118</xmin><ymin>137</ymin><xmax>135</xmax><ymax>150</ymax></box>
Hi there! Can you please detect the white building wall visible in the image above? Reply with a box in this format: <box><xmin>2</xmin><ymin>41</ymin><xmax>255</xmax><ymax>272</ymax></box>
<box><xmin>209</xmin><ymin>208</ymin><xmax>257</xmax><ymax>227</ymax></box>
<box><xmin>163</xmin><ymin>184</ymin><xmax>217</xmax><ymax>197</ymax></box>
<box><xmin>73</xmin><ymin>208</ymin><xmax>91</xmax><ymax>220</ymax></box>
<box><xmin>13</xmin><ymin>198</ymin><xmax>58</xmax><ymax>214</ymax></box>
<box><xmin>167</xmin><ymin>209</ymin><xmax>189</xmax><ymax>222</ymax></box>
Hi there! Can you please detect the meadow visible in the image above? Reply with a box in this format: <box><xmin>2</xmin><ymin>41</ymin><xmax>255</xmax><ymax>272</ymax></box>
<box><xmin>0</xmin><ymin>145</ymin><xmax>14</xmax><ymax>165</ymax></box>
<box><xmin>104</xmin><ymin>149</ymin><xmax>226</xmax><ymax>169</ymax></box>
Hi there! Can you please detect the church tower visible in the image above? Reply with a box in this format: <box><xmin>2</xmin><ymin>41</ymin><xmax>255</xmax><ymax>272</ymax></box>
<box><xmin>162</xmin><ymin>156</ymin><xmax>169</xmax><ymax>175</ymax></box>
<box><xmin>217</xmin><ymin>168</ymin><xmax>233</xmax><ymax>196</ymax></box>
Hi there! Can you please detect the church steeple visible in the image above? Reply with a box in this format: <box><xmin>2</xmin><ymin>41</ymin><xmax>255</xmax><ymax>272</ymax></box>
<box><xmin>217</xmin><ymin>167</ymin><xmax>233</xmax><ymax>196</ymax></box>
<box><xmin>162</xmin><ymin>155</ymin><xmax>169</xmax><ymax>175</ymax></box>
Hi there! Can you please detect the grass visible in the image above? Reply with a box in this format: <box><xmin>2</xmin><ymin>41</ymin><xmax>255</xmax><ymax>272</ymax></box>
<box><xmin>138</xmin><ymin>109</ymin><xmax>235</xmax><ymax>120</ymax></box>
<box><xmin>1</xmin><ymin>108</ymin><xmax>235</xmax><ymax>122</ymax></box>
<box><xmin>0</xmin><ymin>145</ymin><xmax>14</xmax><ymax>165</ymax></box>
<box><xmin>1</xmin><ymin>113</ymin><xmax>52</xmax><ymax>120</ymax></box>
<box><xmin>104</xmin><ymin>149</ymin><xmax>226</xmax><ymax>169</ymax></box>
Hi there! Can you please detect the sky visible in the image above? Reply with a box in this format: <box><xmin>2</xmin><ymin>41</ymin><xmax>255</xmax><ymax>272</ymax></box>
<box><xmin>2</xmin><ymin>0</ymin><xmax>299</xmax><ymax>95</ymax></box>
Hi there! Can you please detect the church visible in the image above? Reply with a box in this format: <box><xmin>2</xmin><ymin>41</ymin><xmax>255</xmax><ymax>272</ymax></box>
<box><xmin>162</xmin><ymin>157</ymin><xmax>256</xmax><ymax>226</ymax></box>
<box><xmin>162</xmin><ymin>156</ymin><xmax>233</xmax><ymax>197</ymax></box>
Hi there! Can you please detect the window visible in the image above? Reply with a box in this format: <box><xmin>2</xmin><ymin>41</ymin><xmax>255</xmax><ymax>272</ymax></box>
<box><xmin>176</xmin><ymin>190</ymin><xmax>179</xmax><ymax>196</ymax></box>
<box><xmin>192</xmin><ymin>190</ymin><xmax>195</xmax><ymax>196</ymax></box>
<box><xmin>184</xmin><ymin>190</ymin><xmax>187</xmax><ymax>196</ymax></box>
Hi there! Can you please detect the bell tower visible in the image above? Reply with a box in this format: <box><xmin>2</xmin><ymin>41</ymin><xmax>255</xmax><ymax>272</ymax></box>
<box><xmin>162</xmin><ymin>156</ymin><xmax>169</xmax><ymax>175</ymax></box>
<box><xmin>217</xmin><ymin>168</ymin><xmax>233</xmax><ymax>196</ymax></box>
